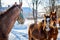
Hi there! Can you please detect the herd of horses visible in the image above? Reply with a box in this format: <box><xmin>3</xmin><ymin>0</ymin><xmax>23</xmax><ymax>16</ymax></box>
<box><xmin>0</xmin><ymin>2</ymin><xmax>60</xmax><ymax>40</ymax></box>
<box><xmin>28</xmin><ymin>11</ymin><xmax>60</xmax><ymax>40</ymax></box>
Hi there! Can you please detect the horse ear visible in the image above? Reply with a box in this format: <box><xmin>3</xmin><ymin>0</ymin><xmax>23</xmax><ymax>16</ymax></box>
<box><xmin>50</xmin><ymin>11</ymin><xmax>52</xmax><ymax>15</ymax></box>
<box><xmin>44</xmin><ymin>14</ymin><xmax>46</xmax><ymax>17</ymax></box>
<box><xmin>44</xmin><ymin>14</ymin><xmax>46</xmax><ymax>19</ymax></box>
<box><xmin>19</xmin><ymin>2</ymin><xmax>22</xmax><ymax>8</ymax></box>
<box><xmin>14</xmin><ymin>2</ymin><xmax>17</xmax><ymax>5</ymax></box>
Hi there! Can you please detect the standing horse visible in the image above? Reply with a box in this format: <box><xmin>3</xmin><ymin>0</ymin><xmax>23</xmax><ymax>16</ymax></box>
<box><xmin>28</xmin><ymin>14</ymin><xmax>50</xmax><ymax>40</ymax></box>
<box><xmin>28</xmin><ymin>21</ymin><xmax>47</xmax><ymax>40</ymax></box>
<box><xmin>43</xmin><ymin>14</ymin><xmax>58</xmax><ymax>40</ymax></box>
<box><xmin>28</xmin><ymin>11</ymin><xmax>58</xmax><ymax>40</ymax></box>
<box><xmin>0</xmin><ymin>3</ymin><xmax>22</xmax><ymax>40</ymax></box>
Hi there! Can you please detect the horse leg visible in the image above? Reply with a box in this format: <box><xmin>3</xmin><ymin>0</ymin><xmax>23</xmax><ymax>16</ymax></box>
<box><xmin>28</xmin><ymin>31</ymin><xmax>31</xmax><ymax>40</ymax></box>
<box><xmin>29</xmin><ymin>37</ymin><xmax>33</xmax><ymax>40</ymax></box>
<box><xmin>53</xmin><ymin>38</ymin><xmax>57</xmax><ymax>40</ymax></box>
<box><xmin>48</xmin><ymin>37</ymin><xmax>51</xmax><ymax>40</ymax></box>
<box><xmin>29</xmin><ymin>36</ymin><xmax>34</xmax><ymax>40</ymax></box>
<box><xmin>28</xmin><ymin>30</ymin><xmax>34</xmax><ymax>40</ymax></box>
<box><xmin>0</xmin><ymin>36</ymin><xmax>8</xmax><ymax>40</ymax></box>
<box><xmin>29</xmin><ymin>36</ymin><xmax>31</xmax><ymax>40</ymax></box>
<box><xmin>31</xmin><ymin>38</ymin><xmax>34</xmax><ymax>40</ymax></box>
<box><xmin>3</xmin><ymin>37</ymin><xmax>8</xmax><ymax>40</ymax></box>
<box><xmin>53</xmin><ymin>35</ymin><xmax>57</xmax><ymax>40</ymax></box>
<box><xmin>48</xmin><ymin>36</ymin><xmax>52</xmax><ymax>40</ymax></box>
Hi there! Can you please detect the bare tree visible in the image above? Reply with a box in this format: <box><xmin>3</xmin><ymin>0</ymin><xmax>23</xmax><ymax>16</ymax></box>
<box><xmin>0</xmin><ymin>0</ymin><xmax>1</xmax><ymax>7</ymax></box>
<box><xmin>49</xmin><ymin>0</ymin><xmax>56</xmax><ymax>12</ymax></box>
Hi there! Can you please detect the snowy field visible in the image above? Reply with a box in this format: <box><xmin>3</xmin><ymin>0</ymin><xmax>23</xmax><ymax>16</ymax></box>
<box><xmin>8</xmin><ymin>19</ymin><xmax>60</xmax><ymax>40</ymax></box>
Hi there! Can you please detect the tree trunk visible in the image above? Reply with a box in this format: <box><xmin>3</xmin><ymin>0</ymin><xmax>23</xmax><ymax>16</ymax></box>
<box><xmin>0</xmin><ymin>0</ymin><xmax>1</xmax><ymax>7</ymax></box>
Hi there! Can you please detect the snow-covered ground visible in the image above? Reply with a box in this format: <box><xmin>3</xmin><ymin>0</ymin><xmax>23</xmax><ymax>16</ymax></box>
<box><xmin>8</xmin><ymin>19</ymin><xmax>60</xmax><ymax>40</ymax></box>
<box><xmin>8</xmin><ymin>19</ymin><xmax>35</xmax><ymax>40</ymax></box>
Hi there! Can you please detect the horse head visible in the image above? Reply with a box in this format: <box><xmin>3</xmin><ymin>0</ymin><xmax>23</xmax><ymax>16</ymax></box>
<box><xmin>50</xmin><ymin>11</ymin><xmax>57</xmax><ymax>21</ymax></box>
<box><xmin>43</xmin><ymin>14</ymin><xmax>50</xmax><ymax>31</ymax></box>
<box><xmin>16</xmin><ymin>2</ymin><xmax>25</xmax><ymax>24</ymax></box>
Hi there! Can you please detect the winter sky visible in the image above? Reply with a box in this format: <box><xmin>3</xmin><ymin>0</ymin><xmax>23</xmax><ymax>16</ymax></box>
<box><xmin>1</xmin><ymin>0</ymin><xmax>32</xmax><ymax>7</ymax></box>
<box><xmin>1</xmin><ymin>0</ymin><xmax>45</xmax><ymax>12</ymax></box>
<box><xmin>2</xmin><ymin>0</ymin><xmax>57</xmax><ymax>12</ymax></box>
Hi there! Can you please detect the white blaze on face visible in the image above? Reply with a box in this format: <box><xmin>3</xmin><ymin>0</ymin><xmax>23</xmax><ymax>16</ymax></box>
<box><xmin>46</xmin><ymin>18</ymin><xmax>50</xmax><ymax>22</ymax></box>
<box><xmin>46</xmin><ymin>18</ymin><xmax>50</xmax><ymax>31</ymax></box>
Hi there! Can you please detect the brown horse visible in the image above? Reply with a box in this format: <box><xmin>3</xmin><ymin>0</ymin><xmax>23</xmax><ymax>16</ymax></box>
<box><xmin>28</xmin><ymin>21</ymin><xmax>47</xmax><ymax>40</ymax></box>
<box><xmin>0</xmin><ymin>3</ymin><xmax>22</xmax><ymax>40</ymax></box>
<box><xmin>50</xmin><ymin>11</ymin><xmax>57</xmax><ymax>21</ymax></box>
<box><xmin>43</xmin><ymin>14</ymin><xmax>58</xmax><ymax>40</ymax></box>
<box><xmin>28</xmin><ymin>11</ymin><xmax>58</xmax><ymax>40</ymax></box>
<box><xmin>28</xmin><ymin>14</ymin><xmax>50</xmax><ymax>40</ymax></box>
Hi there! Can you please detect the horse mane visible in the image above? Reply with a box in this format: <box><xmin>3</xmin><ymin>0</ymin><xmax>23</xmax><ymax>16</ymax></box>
<box><xmin>0</xmin><ymin>5</ymin><xmax>18</xmax><ymax>16</ymax></box>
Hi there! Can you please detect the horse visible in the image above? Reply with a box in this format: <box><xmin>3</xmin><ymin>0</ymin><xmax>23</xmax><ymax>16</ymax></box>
<box><xmin>43</xmin><ymin>14</ymin><xmax>58</xmax><ymax>40</ymax></box>
<box><xmin>44</xmin><ymin>19</ymin><xmax>58</xmax><ymax>40</ymax></box>
<box><xmin>0</xmin><ymin>3</ymin><xmax>22</xmax><ymax>40</ymax></box>
<box><xmin>28</xmin><ymin>21</ymin><xmax>47</xmax><ymax>40</ymax></box>
<box><xmin>28</xmin><ymin>11</ymin><xmax>58</xmax><ymax>40</ymax></box>
<box><xmin>28</xmin><ymin>14</ymin><xmax>51</xmax><ymax>40</ymax></box>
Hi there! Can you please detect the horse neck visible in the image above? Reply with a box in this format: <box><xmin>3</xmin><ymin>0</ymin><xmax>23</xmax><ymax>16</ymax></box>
<box><xmin>0</xmin><ymin>6</ymin><xmax>20</xmax><ymax>35</ymax></box>
<box><xmin>34</xmin><ymin>23</ymin><xmax>38</xmax><ymax>29</ymax></box>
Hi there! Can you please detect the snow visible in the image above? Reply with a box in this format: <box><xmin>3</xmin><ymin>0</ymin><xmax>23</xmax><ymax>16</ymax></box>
<box><xmin>8</xmin><ymin>19</ymin><xmax>32</xmax><ymax>40</ymax></box>
<box><xmin>9</xmin><ymin>19</ymin><xmax>60</xmax><ymax>40</ymax></box>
